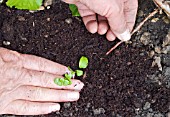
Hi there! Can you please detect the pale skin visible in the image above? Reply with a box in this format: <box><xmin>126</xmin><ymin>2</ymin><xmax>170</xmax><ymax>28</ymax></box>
<box><xmin>0</xmin><ymin>0</ymin><xmax>138</xmax><ymax>115</ymax></box>
<box><xmin>0</xmin><ymin>48</ymin><xmax>84</xmax><ymax>115</ymax></box>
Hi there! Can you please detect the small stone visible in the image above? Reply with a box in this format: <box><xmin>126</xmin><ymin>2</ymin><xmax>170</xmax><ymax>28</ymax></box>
<box><xmin>162</xmin><ymin>54</ymin><xmax>170</xmax><ymax>66</ymax></box>
<box><xmin>85</xmin><ymin>108</ymin><xmax>88</xmax><ymax>111</ymax></box>
<box><xmin>55</xmin><ymin>111</ymin><xmax>60</xmax><ymax>114</ymax></box>
<box><xmin>47</xmin><ymin>6</ymin><xmax>51</xmax><ymax>9</ymax></box>
<box><xmin>152</xmin><ymin>56</ymin><xmax>162</xmax><ymax>71</ymax></box>
<box><xmin>140</xmin><ymin>32</ymin><xmax>151</xmax><ymax>45</ymax></box>
<box><xmin>3</xmin><ymin>41</ymin><xmax>11</xmax><ymax>46</ymax></box>
<box><xmin>18</xmin><ymin>16</ymin><xmax>25</xmax><ymax>21</ymax></box>
<box><xmin>44</xmin><ymin>35</ymin><xmax>49</xmax><ymax>38</ymax></box>
<box><xmin>151</xmin><ymin>18</ymin><xmax>159</xmax><ymax>23</ymax></box>
<box><xmin>44</xmin><ymin>0</ymin><xmax>53</xmax><ymax>7</ymax></box>
<box><xmin>154</xmin><ymin>113</ymin><xmax>164</xmax><ymax>117</ymax></box>
<box><xmin>143</xmin><ymin>102</ymin><xmax>151</xmax><ymax>110</ymax></box>
<box><xmin>63</xmin><ymin>102</ymin><xmax>71</xmax><ymax>108</ymax></box>
<box><xmin>162</xmin><ymin>31</ymin><xmax>170</xmax><ymax>47</ymax></box>
<box><xmin>65</xmin><ymin>18</ymin><xmax>72</xmax><ymax>24</ymax></box>
<box><xmin>47</xmin><ymin>18</ymin><xmax>50</xmax><ymax>21</ymax></box>
<box><xmin>154</xmin><ymin>46</ymin><xmax>162</xmax><ymax>54</ymax></box>
<box><xmin>86</xmin><ymin>103</ymin><xmax>91</xmax><ymax>108</ymax></box>
<box><xmin>149</xmin><ymin>50</ymin><xmax>155</xmax><ymax>58</ymax></box>
<box><xmin>63</xmin><ymin>112</ymin><xmax>72</xmax><ymax>117</ymax></box>
<box><xmin>138</xmin><ymin>10</ymin><xmax>144</xmax><ymax>17</ymax></box>
<box><xmin>93</xmin><ymin>108</ymin><xmax>105</xmax><ymax>115</ymax></box>
<box><xmin>146</xmin><ymin>112</ymin><xmax>153</xmax><ymax>117</ymax></box>
<box><xmin>127</xmin><ymin>62</ymin><xmax>132</xmax><ymax>65</ymax></box>
<box><xmin>161</xmin><ymin>46</ymin><xmax>170</xmax><ymax>54</ymax></box>
<box><xmin>162</xmin><ymin>16</ymin><xmax>170</xmax><ymax>24</ymax></box>
<box><xmin>163</xmin><ymin>67</ymin><xmax>170</xmax><ymax>76</ymax></box>
<box><xmin>140</xmin><ymin>53</ymin><xmax>145</xmax><ymax>56</ymax></box>
<box><xmin>21</xmin><ymin>37</ymin><xmax>27</xmax><ymax>41</ymax></box>
<box><xmin>148</xmin><ymin>108</ymin><xmax>153</xmax><ymax>112</ymax></box>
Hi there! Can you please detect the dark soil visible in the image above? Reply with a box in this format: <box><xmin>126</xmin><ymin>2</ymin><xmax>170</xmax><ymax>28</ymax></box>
<box><xmin>0</xmin><ymin>0</ymin><xmax>169</xmax><ymax>117</ymax></box>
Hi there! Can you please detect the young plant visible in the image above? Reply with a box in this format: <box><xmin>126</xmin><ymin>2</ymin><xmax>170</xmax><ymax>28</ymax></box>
<box><xmin>54</xmin><ymin>56</ymin><xmax>88</xmax><ymax>86</ymax></box>
<box><xmin>6</xmin><ymin>0</ymin><xmax>43</xmax><ymax>10</ymax></box>
<box><xmin>69</xmin><ymin>4</ymin><xmax>80</xmax><ymax>16</ymax></box>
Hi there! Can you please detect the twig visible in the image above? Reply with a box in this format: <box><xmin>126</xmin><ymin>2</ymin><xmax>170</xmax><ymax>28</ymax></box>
<box><xmin>131</xmin><ymin>9</ymin><xmax>159</xmax><ymax>35</ymax></box>
<box><xmin>106</xmin><ymin>41</ymin><xmax>123</xmax><ymax>55</ymax></box>
<box><xmin>106</xmin><ymin>9</ymin><xmax>159</xmax><ymax>55</ymax></box>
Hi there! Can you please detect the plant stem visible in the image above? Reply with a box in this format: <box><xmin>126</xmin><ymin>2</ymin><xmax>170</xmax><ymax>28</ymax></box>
<box><xmin>106</xmin><ymin>9</ymin><xmax>159</xmax><ymax>55</ymax></box>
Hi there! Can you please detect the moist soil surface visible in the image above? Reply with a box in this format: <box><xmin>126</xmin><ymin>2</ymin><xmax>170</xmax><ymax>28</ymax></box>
<box><xmin>0</xmin><ymin>0</ymin><xmax>170</xmax><ymax>117</ymax></box>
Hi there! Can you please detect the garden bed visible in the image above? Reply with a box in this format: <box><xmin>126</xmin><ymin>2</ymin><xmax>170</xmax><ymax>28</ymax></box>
<box><xmin>0</xmin><ymin>0</ymin><xmax>169</xmax><ymax>116</ymax></box>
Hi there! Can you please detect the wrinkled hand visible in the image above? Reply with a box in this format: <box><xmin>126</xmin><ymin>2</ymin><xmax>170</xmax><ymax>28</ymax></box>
<box><xmin>64</xmin><ymin>0</ymin><xmax>138</xmax><ymax>41</ymax></box>
<box><xmin>0</xmin><ymin>48</ymin><xmax>84</xmax><ymax>115</ymax></box>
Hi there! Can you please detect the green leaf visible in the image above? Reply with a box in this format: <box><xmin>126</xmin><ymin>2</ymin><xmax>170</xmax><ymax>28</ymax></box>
<box><xmin>79</xmin><ymin>56</ymin><xmax>88</xmax><ymax>68</ymax></box>
<box><xmin>6</xmin><ymin>0</ymin><xmax>43</xmax><ymax>10</ymax></box>
<box><xmin>76</xmin><ymin>70</ymin><xmax>83</xmax><ymax>76</ymax></box>
<box><xmin>63</xmin><ymin>80</ymin><xmax>70</xmax><ymax>86</ymax></box>
<box><xmin>57</xmin><ymin>81</ymin><xmax>62</xmax><ymax>86</ymax></box>
<box><xmin>65</xmin><ymin>73</ymin><xmax>72</xmax><ymax>79</ymax></box>
<box><xmin>59</xmin><ymin>78</ymin><xmax>65</xmax><ymax>83</ymax></box>
<box><xmin>54</xmin><ymin>78</ymin><xmax>62</xmax><ymax>86</ymax></box>
<box><xmin>69</xmin><ymin>4</ymin><xmax>80</xmax><ymax>16</ymax></box>
<box><xmin>54</xmin><ymin>78</ymin><xmax>60</xmax><ymax>84</ymax></box>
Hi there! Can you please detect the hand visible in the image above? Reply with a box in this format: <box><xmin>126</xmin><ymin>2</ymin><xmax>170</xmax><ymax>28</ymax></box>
<box><xmin>63</xmin><ymin>0</ymin><xmax>138</xmax><ymax>41</ymax></box>
<box><xmin>0</xmin><ymin>48</ymin><xmax>84</xmax><ymax>115</ymax></box>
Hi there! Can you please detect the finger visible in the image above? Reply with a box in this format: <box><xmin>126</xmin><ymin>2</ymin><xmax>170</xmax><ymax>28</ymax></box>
<box><xmin>107</xmin><ymin>3</ymin><xmax>131</xmax><ymax>41</ymax></box>
<box><xmin>0</xmin><ymin>48</ymin><xmax>69</xmax><ymax>75</ymax></box>
<box><xmin>3</xmin><ymin>100</ymin><xmax>60</xmax><ymax>115</ymax></box>
<box><xmin>20</xmin><ymin>54</ymin><xmax>69</xmax><ymax>75</ymax></box>
<box><xmin>106</xmin><ymin>29</ymin><xmax>116</xmax><ymax>41</ymax></box>
<box><xmin>76</xmin><ymin>2</ymin><xmax>95</xmax><ymax>17</ymax></box>
<box><xmin>124</xmin><ymin>0</ymin><xmax>138</xmax><ymax>32</ymax></box>
<box><xmin>15</xmin><ymin>86</ymin><xmax>80</xmax><ymax>102</ymax></box>
<box><xmin>97</xmin><ymin>15</ymin><xmax>109</xmax><ymax>35</ymax></box>
<box><xmin>21</xmin><ymin>69</ymin><xmax>84</xmax><ymax>91</ymax></box>
<box><xmin>82</xmin><ymin>15</ymin><xmax>98</xmax><ymax>34</ymax></box>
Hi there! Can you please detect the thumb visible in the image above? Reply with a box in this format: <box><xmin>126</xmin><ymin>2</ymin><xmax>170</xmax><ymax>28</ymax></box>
<box><xmin>108</xmin><ymin>13</ymin><xmax>131</xmax><ymax>41</ymax></box>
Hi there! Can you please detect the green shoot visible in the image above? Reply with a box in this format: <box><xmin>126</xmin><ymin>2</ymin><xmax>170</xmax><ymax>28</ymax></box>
<box><xmin>69</xmin><ymin>4</ymin><xmax>80</xmax><ymax>16</ymax></box>
<box><xmin>79</xmin><ymin>56</ymin><xmax>88</xmax><ymax>68</ymax></box>
<box><xmin>54</xmin><ymin>56</ymin><xmax>88</xmax><ymax>86</ymax></box>
<box><xmin>76</xmin><ymin>70</ymin><xmax>83</xmax><ymax>76</ymax></box>
<box><xmin>6</xmin><ymin>0</ymin><xmax>43</xmax><ymax>10</ymax></box>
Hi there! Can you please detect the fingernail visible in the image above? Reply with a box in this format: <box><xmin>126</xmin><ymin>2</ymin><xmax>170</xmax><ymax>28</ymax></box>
<box><xmin>50</xmin><ymin>104</ymin><xmax>60</xmax><ymax>112</ymax></box>
<box><xmin>69</xmin><ymin>92</ymin><xmax>79</xmax><ymax>101</ymax></box>
<box><xmin>74</xmin><ymin>82</ymin><xmax>84</xmax><ymax>91</ymax></box>
<box><xmin>117</xmin><ymin>29</ymin><xmax>131</xmax><ymax>41</ymax></box>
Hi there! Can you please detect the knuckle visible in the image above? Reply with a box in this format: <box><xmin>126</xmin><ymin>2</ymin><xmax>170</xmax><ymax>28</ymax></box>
<box><xmin>40</xmin><ymin>72</ymin><xmax>52</xmax><ymax>87</ymax></box>
<box><xmin>18</xmin><ymin>86</ymin><xmax>43</xmax><ymax>101</ymax></box>
<box><xmin>32</xmin><ymin>87</ymin><xmax>43</xmax><ymax>100</ymax></box>
<box><xmin>19</xmin><ymin>100</ymin><xmax>30</xmax><ymax>113</ymax></box>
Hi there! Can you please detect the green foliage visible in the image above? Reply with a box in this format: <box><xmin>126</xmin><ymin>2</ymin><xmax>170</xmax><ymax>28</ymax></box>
<box><xmin>79</xmin><ymin>56</ymin><xmax>88</xmax><ymax>68</ymax></box>
<box><xmin>76</xmin><ymin>70</ymin><xmax>83</xmax><ymax>76</ymax></box>
<box><xmin>69</xmin><ymin>4</ymin><xmax>80</xmax><ymax>16</ymax></box>
<box><xmin>54</xmin><ymin>56</ymin><xmax>88</xmax><ymax>86</ymax></box>
<box><xmin>6</xmin><ymin>0</ymin><xmax>43</xmax><ymax>10</ymax></box>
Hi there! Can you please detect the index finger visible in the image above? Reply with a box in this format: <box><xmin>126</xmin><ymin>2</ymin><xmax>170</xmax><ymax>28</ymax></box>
<box><xmin>21</xmin><ymin>54</ymin><xmax>69</xmax><ymax>75</ymax></box>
